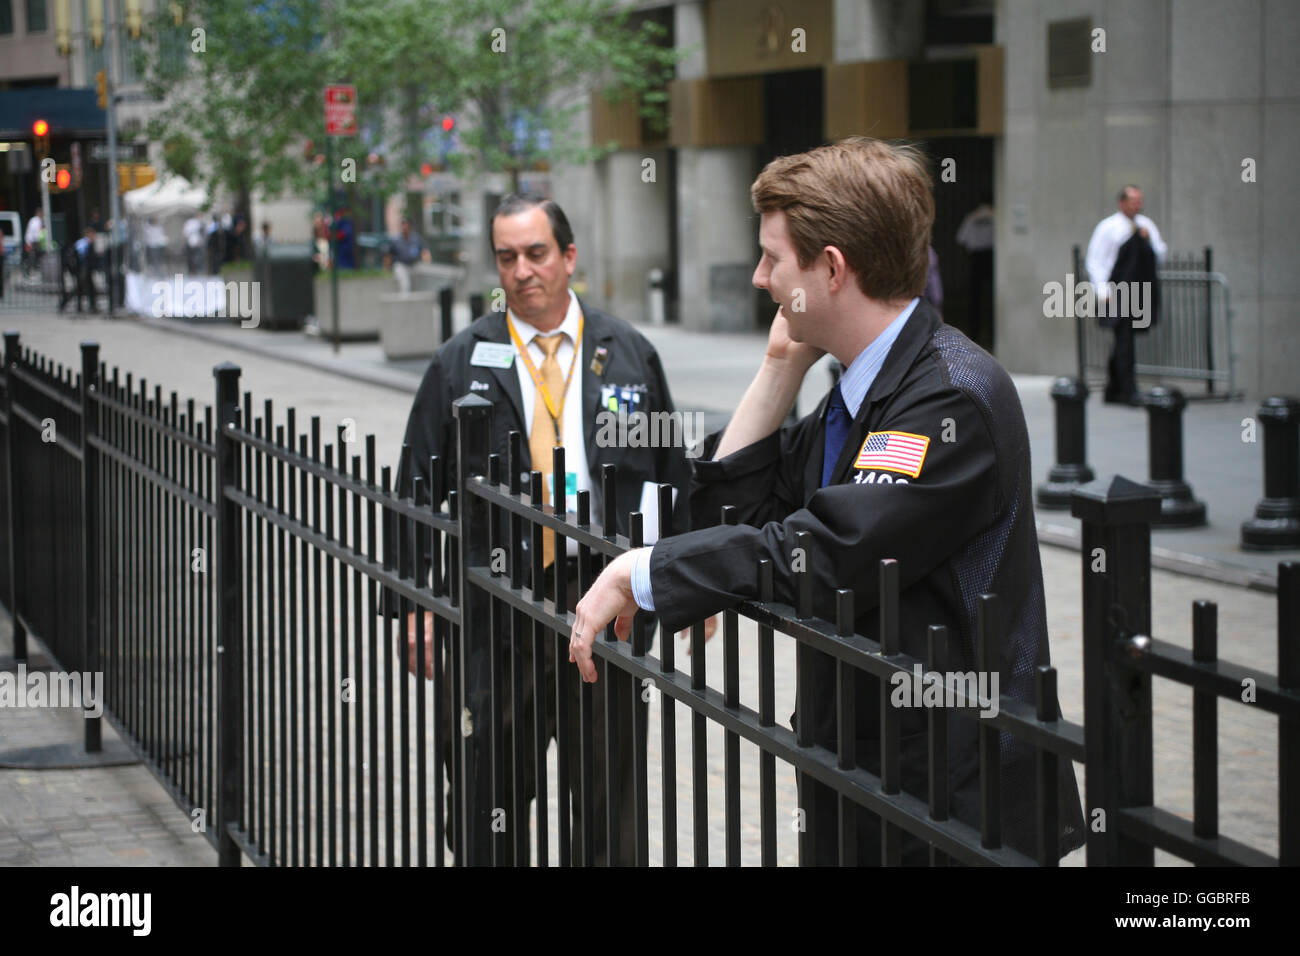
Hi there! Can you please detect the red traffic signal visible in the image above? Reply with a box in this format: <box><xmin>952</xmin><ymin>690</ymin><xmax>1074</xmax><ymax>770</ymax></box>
<box><xmin>56</xmin><ymin>168</ymin><xmax>71</xmax><ymax>189</ymax></box>
<box><xmin>33</xmin><ymin>118</ymin><xmax>49</xmax><ymax>137</ymax></box>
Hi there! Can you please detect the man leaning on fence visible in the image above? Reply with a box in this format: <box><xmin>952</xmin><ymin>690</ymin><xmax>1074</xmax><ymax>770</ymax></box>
<box><xmin>569</xmin><ymin>137</ymin><xmax>1087</xmax><ymax>865</ymax></box>
<box><xmin>387</xmin><ymin>194</ymin><xmax>694</xmax><ymax>865</ymax></box>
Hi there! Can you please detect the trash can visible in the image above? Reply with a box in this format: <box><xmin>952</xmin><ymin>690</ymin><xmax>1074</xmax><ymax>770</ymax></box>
<box><xmin>254</xmin><ymin>243</ymin><xmax>315</xmax><ymax>330</ymax></box>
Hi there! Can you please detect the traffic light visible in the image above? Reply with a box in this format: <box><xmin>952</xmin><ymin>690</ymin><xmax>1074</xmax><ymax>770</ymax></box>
<box><xmin>96</xmin><ymin>70</ymin><xmax>107</xmax><ymax>110</ymax></box>
<box><xmin>49</xmin><ymin>164</ymin><xmax>80</xmax><ymax>194</ymax></box>
<box><xmin>32</xmin><ymin>118</ymin><xmax>50</xmax><ymax>159</ymax></box>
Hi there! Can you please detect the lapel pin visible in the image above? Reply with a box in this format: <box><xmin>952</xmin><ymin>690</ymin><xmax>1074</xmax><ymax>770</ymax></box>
<box><xmin>590</xmin><ymin>346</ymin><xmax>609</xmax><ymax>376</ymax></box>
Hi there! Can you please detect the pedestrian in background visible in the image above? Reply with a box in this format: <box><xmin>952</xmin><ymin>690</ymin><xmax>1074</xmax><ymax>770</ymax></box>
<box><xmin>58</xmin><ymin>228</ymin><xmax>98</xmax><ymax>314</ymax></box>
<box><xmin>23</xmin><ymin>212</ymin><xmax>43</xmax><ymax>275</ymax></box>
<box><xmin>1085</xmin><ymin>185</ymin><xmax>1166</xmax><ymax>405</ymax></box>
<box><xmin>312</xmin><ymin>212</ymin><xmax>330</xmax><ymax>272</ymax></box>
<box><xmin>333</xmin><ymin>207</ymin><xmax>356</xmax><ymax>269</ymax></box>
<box><xmin>145</xmin><ymin>217</ymin><xmax>168</xmax><ymax>273</ymax></box>
<box><xmin>183</xmin><ymin>212</ymin><xmax>204</xmax><ymax>273</ymax></box>
<box><xmin>254</xmin><ymin>221</ymin><xmax>272</xmax><ymax>257</ymax></box>
<box><xmin>205</xmin><ymin>213</ymin><xmax>224</xmax><ymax>274</ymax></box>
<box><xmin>923</xmin><ymin>245</ymin><xmax>943</xmax><ymax>315</ymax></box>
<box><xmin>956</xmin><ymin>195</ymin><xmax>994</xmax><ymax>350</ymax></box>
<box><xmin>384</xmin><ymin>215</ymin><xmax>430</xmax><ymax>291</ymax></box>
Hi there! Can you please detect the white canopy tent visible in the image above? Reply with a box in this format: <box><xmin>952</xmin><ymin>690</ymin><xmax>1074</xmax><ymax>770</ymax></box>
<box><xmin>121</xmin><ymin>175</ymin><xmax>207</xmax><ymax>217</ymax></box>
<box><xmin>120</xmin><ymin>175</ymin><xmax>219</xmax><ymax>314</ymax></box>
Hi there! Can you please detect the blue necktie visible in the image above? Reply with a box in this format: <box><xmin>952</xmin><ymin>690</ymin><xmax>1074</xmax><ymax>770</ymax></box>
<box><xmin>821</xmin><ymin>383</ymin><xmax>851</xmax><ymax>487</ymax></box>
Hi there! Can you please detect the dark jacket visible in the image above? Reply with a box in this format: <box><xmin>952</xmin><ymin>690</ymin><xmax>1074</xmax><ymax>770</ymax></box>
<box><xmin>390</xmin><ymin>298</ymin><xmax>694</xmax><ymax>588</ymax></box>
<box><xmin>650</xmin><ymin>300</ymin><xmax>1086</xmax><ymax>860</ymax></box>
<box><xmin>1101</xmin><ymin>230</ymin><xmax>1161</xmax><ymax>329</ymax></box>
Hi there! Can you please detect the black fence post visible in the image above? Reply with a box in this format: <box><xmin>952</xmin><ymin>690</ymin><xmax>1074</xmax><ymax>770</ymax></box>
<box><xmin>80</xmin><ymin>342</ymin><xmax>101</xmax><ymax>753</ymax></box>
<box><xmin>3</xmin><ymin>331</ymin><xmax>25</xmax><ymax>663</ymax></box>
<box><xmin>1144</xmin><ymin>386</ymin><xmax>1206</xmax><ymax>527</ymax></box>
<box><xmin>452</xmin><ymin>393</ymin><xmax>494</xmax><ymax>865</ymax></box>
<box><xmin>1241</xmin><ymin>396</ymin><xmax>1300</xmax><ymax>550</ymax></box>
<box><xmin>1037</xmin><ymin>376</ymin><xmax>1095</xmax><ymax>509</ymax></box>
<box><xmin>1281</xmin><ymin>562</ymin><xmax>1299</xmax><ymax>866</ymax></box>
<box><xmin>1072</xmin><ymin>475</ymin><xmax>1161</xmax><ymax>866</ymax></box>
<box><xmin>214</xmin><ymin>362</ymin><xmax>244</xmax><ymax>867</ymax></box>
<box><xmin>469</xmin><ymin>292</ymin><xmax>485</xmax><ymax>320</ymax></box>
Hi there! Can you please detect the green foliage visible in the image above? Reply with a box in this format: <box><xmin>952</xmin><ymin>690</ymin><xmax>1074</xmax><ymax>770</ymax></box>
<box><xmin>139</xmin><ymin>0</ymin><xmax>679</xmax><ymax>204</ymax></box>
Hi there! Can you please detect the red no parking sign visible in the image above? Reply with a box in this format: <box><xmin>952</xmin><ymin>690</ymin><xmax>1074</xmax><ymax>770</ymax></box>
<box><xmin>324</xmin><ymin>85</ymin><xmax>357</xmax><ymax>136</ymax></box>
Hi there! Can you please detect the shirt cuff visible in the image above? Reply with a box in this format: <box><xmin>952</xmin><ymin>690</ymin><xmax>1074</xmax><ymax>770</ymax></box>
<box><xmin>630</xmin><ymin>546</ymin><xmax>657</xmax><ymax>612</ymax></box>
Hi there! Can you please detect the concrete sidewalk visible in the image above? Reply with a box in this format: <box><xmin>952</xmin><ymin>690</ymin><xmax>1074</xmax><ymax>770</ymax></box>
<box><xmin>0</xmin><ymin>614</ymin><xmax>213</xmax><ymax>866</ymax></box>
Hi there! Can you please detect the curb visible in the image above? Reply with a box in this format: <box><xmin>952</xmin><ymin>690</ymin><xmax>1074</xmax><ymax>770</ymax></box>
<box><xmin>1036</xmin><ymin>517</ymin><xmax>1279</xmax><ymax>593</ymax></box>
<box><xmin>135</xmin><ymin>314</ymin><xmax>423</xmax><ymax>396</ymax></box>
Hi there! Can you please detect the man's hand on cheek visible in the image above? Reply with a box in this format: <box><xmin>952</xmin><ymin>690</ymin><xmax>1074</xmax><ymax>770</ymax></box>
<box><xmin>568</xmin><ymin>549</ymin><xmax>646</xmax><ymax>683</ymax></box>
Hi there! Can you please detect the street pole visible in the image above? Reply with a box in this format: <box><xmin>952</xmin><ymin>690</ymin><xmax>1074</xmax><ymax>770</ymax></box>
<box><xmin>39</xmin><ymin>177</ymin><xmax>53</xmax><ymax>253</ymax></box>
<box><xmin>104</xmin><ymin>0</ymin><xmax>121</xmax><ymax>316</ymax></box>
<box><xmin>327</xmin><ymin>137</ymin><xmax>339</xmax><ymax>353</ymax></box>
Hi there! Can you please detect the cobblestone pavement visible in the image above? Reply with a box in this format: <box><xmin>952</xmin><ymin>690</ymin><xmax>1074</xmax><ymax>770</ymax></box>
<box><xmin>0</xmin><ymin>312</ymin><xmax>1284</xmax><ymax>866</ymax></box>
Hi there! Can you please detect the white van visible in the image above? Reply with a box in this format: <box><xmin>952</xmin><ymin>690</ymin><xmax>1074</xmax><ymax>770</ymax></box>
<box><xmin>0</xmin><ymin>211</ymin><xmax>20</xmax><ymax>267</ymax></box>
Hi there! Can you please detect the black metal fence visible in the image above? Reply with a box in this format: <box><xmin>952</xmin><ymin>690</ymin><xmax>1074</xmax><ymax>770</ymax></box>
<box><xmin>1</xmin><ymin>335</ymin><xmax>1294</xmax><ymax>866</ymax></box>
<box><xmin>1072</xmin><ymin>246</ymin><xmax>1236</xmax><ymax>398</ymax></box>
<box><xmin>0</xmin><ymin>247</ymin><xmax>123</xmax><ymax>317</ymax></box>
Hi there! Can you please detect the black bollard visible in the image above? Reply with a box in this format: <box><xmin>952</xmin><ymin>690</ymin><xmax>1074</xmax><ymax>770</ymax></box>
<box><xmin>469</xmin><ymin>292</ymin><xmax>485</xmax><ymax>319</ymax></box>
<box><xmin>438</xmin><ymin>287</ymin><xmax>454</xmax><ymax>344</ymax></box>
<box><xmin>1144</xmin><ymin>385</ymin><xmax>1206</xmax><ymax>527</ymax></box>
<box><xmin>1037</xmin><ymin>376</ymin><xmax>1095</xmax><ymax>509</ymax></box>
<box><xmin>1241</xmin><ymin>396</ymin><xmax>1300</xmax><ymax>550</ymax></box>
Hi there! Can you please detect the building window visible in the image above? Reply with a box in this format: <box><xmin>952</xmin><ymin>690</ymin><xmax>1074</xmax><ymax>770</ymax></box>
<box><xmin>119</xmin><ymin>31</ymin><xmax>143</xmax><ymax>85</ymax></box>
<box><xmin>80</xmin><ymin>0</ymin><xmax>104</xmax><ymax>79</ymax></box>
<box><xmin>1047</xmin><ymin>18</ymin><xmax>1093</xmax><ymax>89</ymax></box>
<box><xmin>0</xmin><ymin>0</ymin><xmax>13</xmax><ymax>35</ymax></box>
<box><xmin>25</xmin><ymin>0</ymin><xmax>46</xmax><ymax>32</ymax></box>
<box><xmin>152</xmin><ymin>18</ymin><xmax>187</xmax><ymax>77</ymax></box>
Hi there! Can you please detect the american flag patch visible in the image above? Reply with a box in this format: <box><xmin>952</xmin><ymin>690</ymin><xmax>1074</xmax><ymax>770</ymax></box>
<box><xmin>853</xmin><ymin>430</ymin><xmax>930</xmax><ymax>478</ymax></box>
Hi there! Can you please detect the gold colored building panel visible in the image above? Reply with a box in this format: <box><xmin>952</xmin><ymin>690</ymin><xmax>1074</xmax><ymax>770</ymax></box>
<box><xmin>590</xmin><ymin>92</ymin><xmax>645</xmax><ymax>150</ymax></box>
<box><xmin>669</xmin><ymin>76</ymin><xmax>764</xmax><ymax>148</ymax></box>
<box><xmin>706</xmin><ymin>0</ymin><xmax>833</xmax><ymax>77</ymax></box>
<box><xmin>824</xmin><ymin>60</ymin><xmax>908</xmax><ymax>141</ymax></box>
<box><xmin>976</xmin><ymin>45</ymin><xmax>1004</xmax><ymax>136</ymax></box>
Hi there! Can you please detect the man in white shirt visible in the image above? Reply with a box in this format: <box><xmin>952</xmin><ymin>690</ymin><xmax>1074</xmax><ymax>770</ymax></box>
<box><xmin>956</xmin><ymin>196</ymin><xmax>995</xmax><ymax>348</ymax></box>
<box><xmin>1085</xmin><ymin>186</ymin><xmax>1167</xmax><ymax>403</ymax></box>
<box><xmin>23</xmin><ymin>212</ymin><xmax>44</xmax><ymax>273</ymax></box>
<box><xmin>183</xmin><ymin>214</ymin><xmax>204</xmax><ymax>274</ymax></box>
<box><xmin>144</xmin><ymin>217</ymin><xmax>168</xmax><ymax>273</ymax></box>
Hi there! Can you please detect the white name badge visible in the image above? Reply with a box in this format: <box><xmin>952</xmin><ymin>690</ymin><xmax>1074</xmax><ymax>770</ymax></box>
<box><xmin>470</xmin><ymin>342</ymin><xmax>516</xmax><ymax>369</ymax></box>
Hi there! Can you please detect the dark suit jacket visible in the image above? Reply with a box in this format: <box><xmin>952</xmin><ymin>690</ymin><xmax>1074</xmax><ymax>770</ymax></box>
<box><xmin>386</xmin><ymin>297</ymin><xmax>694</xmax><ymax>610</ymax></box>
<box><xmin>650</xmin><ymin>300</ymin><xmax>1086</xmax><ymax>860</ymax></box>
<box><xmin>1101</xmin><ymin>231</ymin><xmax>1161</xmax><ymax>329</ymax></box>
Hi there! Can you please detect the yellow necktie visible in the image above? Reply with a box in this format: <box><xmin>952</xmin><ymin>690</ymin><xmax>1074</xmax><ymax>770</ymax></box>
<box><xmin>528</xmin><ymin>333</ymin><xmax>566</xmax><ymax>568</ymax></box>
